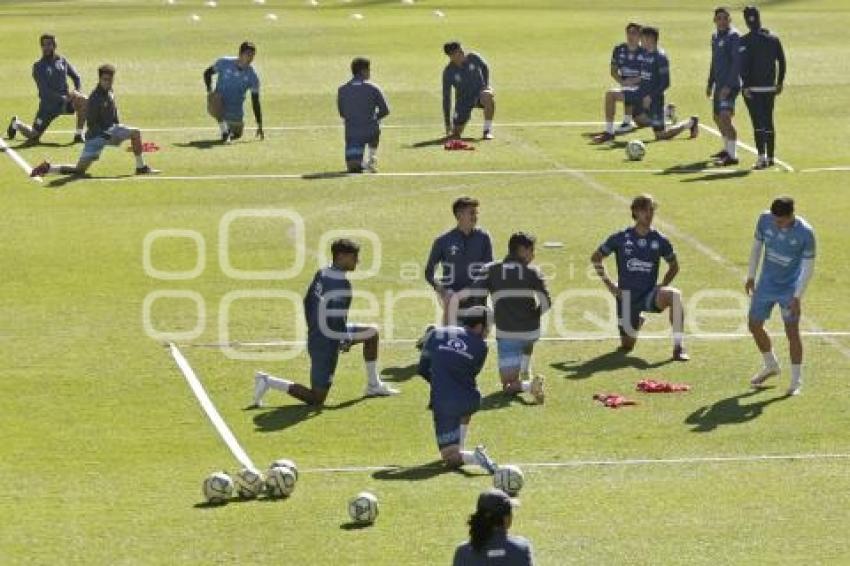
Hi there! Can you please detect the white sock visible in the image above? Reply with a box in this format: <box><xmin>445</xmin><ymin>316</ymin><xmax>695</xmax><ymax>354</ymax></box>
<box><xmin>762</xmin><ymin>350</ymin><xmax>779</xmax><ymax>368</ymax></box>
<box><xmin>673</xmin><ymin>332</ymin><xmax>684</xmax><ymax>347</ymax></box>
<box><xmin>266</xmin><ymin>375</ymin><xmax>293</xmax><ymax>392</ymax></box>
<box><xmin>520</xmin><ymin>380</ymin><xmax>531</xmax><ymax>393</ymax></box>
<box><xmin>460</xmin><ymin>450</ymin><xmax>476</xmax><ymax>466</ymax></box>
<box><xmin>624</xmin><ymin>114</ymin><xmax>632</xmax><ymax>124</ymax></box>
<box><xmin>520</xmin><ymin>354</ymin><xmax>532</xmax><ymax>374</ymax></box>
<box><xmin>605</xmin><ymin>121</ymin><xmax>614</xmax><ymax>135</ymax></box>
<box><xmin>791</xmin><ymin>364</ymin><xmax>802</xmax><ymax>383</ymax></box>
<box><xmin>726</xmin><ymin>138</ymin><xmax>737</xmax><ymax>158</ymax></box>
<box><xmin>483</xmin><ymin>119</ymin><xmax>493</xmax><ymax>131</ymax></box>
<box><xmin>75</xmin><ymin>128</ymin><xmax>83</xmax><ymax>136</ymax></box>
<box><xmin>366</xmin><ymin>145</ymin><xmax>377</xmax><ymax>161</ymax></box>
<box><xmin>459</xmin><ymin>424</ymin><xmax>468</xmax><ymax>449</ymax></box>
<box><xmin>135</xmin><ymin>154</ymin><xmax>145</xmax><ymax>168</ymax></box>
<box><xmin>218</xmin><ymin>121</ymin><xmax>229</xmax><ymax>135</ymax></box>
<box><xmin>12</xmin><ymin>118</ymin><xmax>21</xmax><ymax>130</ymax></box>
<box><xmin>365</xmin><ymin>361</ymin><xmax>379</xmax><ymax>387</ymax></box>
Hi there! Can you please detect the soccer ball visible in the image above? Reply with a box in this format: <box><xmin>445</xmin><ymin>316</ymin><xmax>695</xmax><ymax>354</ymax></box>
<box><xmin>348</xmin><ymin>491</ymin><xmax>379</xmax><ymax>524</ymax></box>
<box><xmin>270</xmin><ymin>458</ymin><xmax>299</xmax><ymax>481</ymax></box>
<box><xmin>202</xmin><ymin>471</ymin><xmax>234</xmax><ymax>504</ymax></box>
<box><xmin>493</xmin><ymin>465</ymin><xmax>524</xmax><ymax>497</ymax></box>
<box><xmin>234</xmin><ymin>467</ymin><xmax>265</xmax><ymax>499</ymax></box>
<box><xmin>626</xmin><ymin>140</ymin><xmax>646</xmax><ymax>161</ymax></box>
<box><xmin>266</xmin><ymin>465</ymin><xmax>297</xmax><ymax>498</ymax></box>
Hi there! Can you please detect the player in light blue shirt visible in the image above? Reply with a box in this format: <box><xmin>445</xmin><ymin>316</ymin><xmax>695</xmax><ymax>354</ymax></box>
<box><xmin>203</xmin><ymin>42</ymin><xmax>263</xmax><ymax>143</ymax></box>
<box><xmin>746</xmin><ymin>197</ymin><xmax>816</xmax><ymax>395</ymax></box>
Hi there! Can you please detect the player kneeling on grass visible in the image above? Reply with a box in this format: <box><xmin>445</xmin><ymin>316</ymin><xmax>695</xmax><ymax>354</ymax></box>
<box><xmin>418</xmin><ymin>306</ymin><xmax>499</xmax><ymax>474</ymax></box>
<box><xmin>337</xmin><ymin>57</ymin><xmax>389</xmax><ymax>173</ymax></box>
<box><xmin>30</xmin><ymin>64</ymin><xmax>158</xmax><ymax>178</ymax></box>
<box><xmin>250</xmin><ymin>238</ymin><xmax>399</xmax><ymax>408</ymax></box>
<box><xmin>746</xmin><ymin>197</ymin><xmax>815</xmax><ymax>396</ymax></box>
<box><xmin>442</xmin><ymin>41</ymin><xmax>495</xmax><ymax>141</ymax></box>
<box><xmin>453</xmin><ymin>489</ymin><xmax>534</xmax><ymax>566</ymax></box>
<box><xmin>203</xmin><ymin>41</ymin><xmax>264</xmax><ymax>143</ymax></box>
<box><xmin>591</xmin><ymin>194</ymin><xmax>689</xmax><ymax>361</ymax></box>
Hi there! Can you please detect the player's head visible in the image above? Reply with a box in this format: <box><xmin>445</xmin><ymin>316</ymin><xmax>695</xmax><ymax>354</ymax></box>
<box><xmin>443</xmin><ymin>41</ymin><xmax>465</xmax><ymax>65</ymax></box>
<box><xmin>452</xmin><ymin>196</ymin><xmax>480</xmax><ymax>230</ymax></box>
<box><xmin>770</xmin><ymin>196</ymin><xmax>796</xmax><ymax>228</ymax></box>
<box><xmin>39</xmin><ymin>34</ymin><xmax>56</xmax><ymax>57</ymax></box>
<box><xmin>469</xmin><ymin>489</ymin><xmax>515</xmax><ymax>552</ymax></box>
<box><xmin>238</xmin><ymin>41</ymin><xmax>257</xmax><ymax>66</ymax></box>
<box><xmin>625</xmin><ymin>22</ymin><xmax>642</xmax><ymax>46</ymax></box>
<box><xmin>508</xmin><ymin>231</ymin><xmax>536</xmax><ymax>264</ymax></box>
<box><xmin>330</xmin><ymin>238</ymin><xmax>360</xmax><ymax>271</ymax></box>
<box><xmin>97</xmin><ymin>64</ymin><xmax>116</xmax><ymax>90</ymax></box>
<box><xmin>743</xmin><ymin>6</ymin><xmax>761</xmax><ymax>31</ymax></box>
<box><xmin>351</xmin><ymin>57</ymin><xmax>371</xmax><ymax>80</ymax></box>
<box><xmin>714</xmin><ymin>7</ymin><xmax>731</xmax><ymax>30</ymax></box>
<box><xmin>631</xmin><ymin>193</ymin><xmax>657</xmax><ymax>225</ymax></box>
<box><xmin>460</xmin><ymin>305</ymin><xmax>493</xmax><ymax>338</ymax></box>
<box><xmin>640</xmin><ymin>26</ymin><xmax>659</xmax><ymax>49</ymax></box>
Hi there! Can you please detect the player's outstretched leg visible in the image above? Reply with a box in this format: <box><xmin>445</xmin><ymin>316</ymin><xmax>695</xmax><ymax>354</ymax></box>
<box><xmin>654</xmin><ymin>116</ymin><xmax>699</xmax><ymax>141</ymax></box>
<box><xmin>30</xmin><ymin>157</ymin><xmax>94</xmax><ymax>178</ymax></box>
<box><xmin>654</xmin><ymin>286</ymin><xmax>689</xmax><ymax>361</ymax></box>
<box><xmin>7</xmin><ymin>116</ymin><xmax>44</xmax><ymax>143</ymax></box>
<box><xmin>249</xmin><ymin>370</ymin><xmax>329</xmax><ymax>407</ymax></box>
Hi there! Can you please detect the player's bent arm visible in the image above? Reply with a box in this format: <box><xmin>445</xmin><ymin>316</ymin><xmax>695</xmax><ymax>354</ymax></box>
<box><xmin>203</xmin><ymin>65</ymin><xmax>216</xmax><ymax>93</ymax></box>
<box><xmin>610</xmin><ymin>64</ymin><xmax>622</xmax><ymax>85</ymax></box>
<box><xmin>376</xmin><ymin>89</ymin><xmax>390</xmax><ymax>121</ymax></box>
<box><xmin>660</xmin><ymin>257</ymin><xmax>679</xmax><ymax>287</ymax></box>
<box><xmin>67</xmin><ymin>61</ymin><xmax>82</xmax><ymax>92</ymax></box>
<box><xmin>424</xmin><ymin>242</ymin><xmax>442</xmax><ymax>290</ymax></box>
<box><xmin>591</xmin><ymin>250</ymin><xmax>616</xmax><ymax>291</ymax></box>
<box><xmin>794</xmin><ymin>258</ymin><xmax>815</xmax><ymax>299</ymax></box>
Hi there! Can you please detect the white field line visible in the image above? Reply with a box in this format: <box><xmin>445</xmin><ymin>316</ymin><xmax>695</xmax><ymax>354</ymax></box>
<box><xmin>302</xmin><ymin>453</ymin><xmax>850</xmax><ymax>474</ymax></box>
<box><xmin>0</xmin><ymin>137</ymin><xmax>43</xmax><ymax>183</ymax></box>
<box><xmin>168</xmin><ymin>343</ymin><xmax>257</xmax><ymax>471</ymax></box>
<box><xmin>800</xmin><ymin>166</ymin><xmax>850</xmax><ymax>173</ymax></box>
<box><xmin>181</xmin><ymin>329</ymin><xmax>850</xmax><ymax>349</ymax></box>
<box><xmin>698</xmin><ymin>123</ymin><xmax>795</xmax><ymax>172</ymax></box>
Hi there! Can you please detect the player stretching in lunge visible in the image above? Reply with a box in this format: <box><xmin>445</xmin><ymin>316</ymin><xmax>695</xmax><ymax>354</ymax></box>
<box><xmin>706</xmin><ymin>7</ymin><xmax>743</xmax><ymax>167</ymax></box>
<box><xmin>203</xmin><ymin>42</ymin><xmax>263</xmax><ymax>143</ymax></box>
<box><xmin>337</xmin><ymin>57</ymin><xmax>390</xmax><ymax>173</ymax></box>
<box><xmin>746</xmin><ymin>197</ymin><xmax>815</xmax><ymax>396</ymax></box>
<box><xmin>591</xmin><ymin>195</ymin><xmax>689</xmax><ymax>361</ymax></box>
<box><xmin>30</xmin><ymin>64</ymin><xmax>159</xmax><ymax>178</ymax></box>
<box><xmin>442</xmin><ymin>41</ymin><xmax>495</xmax><ymax>140</ymax></box>
<box><xmin>7</xmin><ymin>34</ymin><xmax>87</xmax><ymax>144</ymax></box>
<box><xmin>605</xmin><ymin>22</ymin><xmax>645</xmax><ymax>135</ymax></box>
<box><xmin>250</xmin><ymin>239</ymin><xmax>399</xmax><ymax>408</ymax></box>
<box><xmin>418</xmin><ymin>306</ymin><xmax>499</xmax><ymax>474</ymax></box>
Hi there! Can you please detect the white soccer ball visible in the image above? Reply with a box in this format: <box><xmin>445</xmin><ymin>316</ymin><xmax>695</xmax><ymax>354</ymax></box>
<box><xmin>493</xmin><ymin>465</ymin><xmax>524</xmax><ymax>497</ymax></box>
<box><xmin>266</xmin><ymin>465</ymin><xmax>297</xmax><ymax>498</ymax></box>
<box><xmin>348</xmin><ymin>491</ymin><xmax>379</xmax><ymax>524</ymax></box>
<box><xmin>234</xmin><ymin>467</ymin><xmax>265</xmax><ymax>499</ymax></box>
<box><xmin>202</xmin><ymin>471</ymin><xmax>233</xmax><ymax>504</ymax></box>
<box><xmin>270</xmin><ymin>458</ymin><xmax>299</xmax><ymax>481</ymax></box>
<box><xmin>626</xmin><ymin>139</ymin><xmax>646</xmax><ymax>161</ymax></box>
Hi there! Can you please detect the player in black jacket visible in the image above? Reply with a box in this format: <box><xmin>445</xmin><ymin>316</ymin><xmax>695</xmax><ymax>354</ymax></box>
<box><xmin>740</xmin><ymin>6</ymin><xmax>786</xmax><ymax>170</ymax></box>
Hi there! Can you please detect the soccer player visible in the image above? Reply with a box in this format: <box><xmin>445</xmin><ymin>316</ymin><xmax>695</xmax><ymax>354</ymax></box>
<box><xmin>591</xmin><ymin>194</ymin><xmax>689</xmax><ymax>361</ymax></box>
<box><xmin>469</xmin><ymin>232</ymin><xmax>548</xmax><ymax>404</ymax></box>
<box><xmin>418</xmin><ymin>306</ymin><xmax>499</xmax><ymax>474</ymax></box>
<box><xmin>746</xmin><ymin>197</ymin><xmax>815</xmax><ymax>396</ymax></box>
<box><xmin>203</xmin><ymin>42</ymin><xmax>264</xmax><ymax>143</ymax></box>
<box><xmin>250</xmin><ymin>239</ymin><xmax>399</xmax><ymax>408</ymax></box>
<box><xmin>706</xmin><ymin>7</ymin><xmax>743</xmax><ymax>167</ymax></box>
<box><xmin>605</xmin><ymin>22</ymin><xmax>645</xmax><ymax>135</ymax></box>
<box><xmin>29</xmin><ymin>64</ymin><xmax>159</xmax><ymax>178</ymax></box>
<box><xmin>421</xmin><ymin>197</ymin><xmax>493</xmax><ymax>346</ymax></box>
<box><xmin>594</xmin><ymin>27</ymin><xmax>699</xmax><ymax>143</ymax></box>
<box><xmin>337</xmin><ymin>57</ymin><xmax>390</xmax><ymax>173</ymax></box>
<box><xmin>740</xmin><ymin>6</ymin><xmax>786</xmax><ymax>170</ymax></box>
<box><xmin>453</xmin><ymin>489</ymin><xmax>534</xmax><ymax>566</ymax></box>
<box><xmin>6</xmin><ymin>34</ymin><xmax>87</xmax><ymax>144</ymax></box>
<box><xmin>442</xmin><ymin>41</ymin><xmax>495</xmax><ymax>140</ymax></box>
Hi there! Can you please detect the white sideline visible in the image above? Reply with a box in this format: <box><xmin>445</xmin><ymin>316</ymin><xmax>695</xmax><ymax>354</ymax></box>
<box><xmin>801</xmin><ymin>166</ymin><xmax>850</xmax><ymax>173</ymax></box>
<box><xmin>0</xmin><ymin>137</ymin><xmax>43</xmax><ymax>183</ymax></box>
<box><xmin>698</xmin><ymin>123</ymin><xmax>795</xmax><ymax>172</ymax></box>
<box><xmin>168</xmin><ymin>342</ymin><xmax>257</xmax><ymax>471</ymax></box>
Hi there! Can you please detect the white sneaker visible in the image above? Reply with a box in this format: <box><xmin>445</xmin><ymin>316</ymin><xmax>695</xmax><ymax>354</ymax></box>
<box><xmin>473</xmin><ymin>445</ymin><xmax>498</xmax><ymax>475</ymax></box>
<box><xmin>364</xmin><ymin>381</ymin><xmax>399</xmax><ymax>397</ymax></box>
<box><xmin>365</xmin><ymin>156</ymin><xmax>378</xmax><ymax>173</ymax></box>
<box><xmin>787</xmin><ymin>378</ymin><xmax>802</xmax><ymax>396</ymax></box>
<box><xmin>750</xmin><ymin>364</ymin><xmax>780</xmax><ymax>388</ymax></box>
<box><xmin>251</xmin><ymin>371</ymin><xmax>270</xmax><ymax>407</ymax></box>
<box><xmin>614</xmin><ymin>121</ymin><xmax>635</xmax><ymax>134</ymax></box>
<box><xmin>530</xmin><ymin>374</ymin><xmax>545</xmax><ymax>405</ymax></box>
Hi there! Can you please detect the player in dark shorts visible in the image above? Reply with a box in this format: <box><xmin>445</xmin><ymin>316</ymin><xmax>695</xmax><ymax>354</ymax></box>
<box><xmin>7</xmin><ymin>34</ymin><xmax>87</xmax><ymax>144</ymax></box>
<box><xmin>442</xmin><ymin>41</ymin><xmax>495</xmax><ymax>140</ymax></box>
<box><xmin>602</xmin><ymin>22</ymin><xmax>645</xmax><ymax>136</ymax></box>
<box><xmin>337</xmin><ymin>57</ymin><xmax>390</xmax><ymax>173</ymax></box>
<box><xmin>706</xmin><ymin>7</ymin><xmax>743</xmax><ymax>166</ymax></box>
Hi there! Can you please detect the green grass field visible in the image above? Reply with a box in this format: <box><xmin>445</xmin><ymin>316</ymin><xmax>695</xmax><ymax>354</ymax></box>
<box><xmin>2</xmin><ymin>1</ymin><xmax>850</xmax><ymax>564</ymax></box>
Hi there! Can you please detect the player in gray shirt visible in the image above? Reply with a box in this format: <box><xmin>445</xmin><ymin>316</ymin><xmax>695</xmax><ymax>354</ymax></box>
<box><xmin>337</xmin><ymin>57</ymin><xmax>390</xmax><ymax>173</ymax></box>
<box><xmin>452</xmin><ymin>489</ymin><xmax>534</xmax><ymax>566</ymax></box>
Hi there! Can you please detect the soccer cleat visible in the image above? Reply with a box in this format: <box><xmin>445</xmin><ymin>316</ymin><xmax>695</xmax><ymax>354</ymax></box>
<box><xmin>591</xmin><ymin>132</ymin><xmax>615</xmax><ymax>144</ymax></box>
<box><xmin>766</xmin><ymin>158</ymin><xmax>775</xmax><ymax>168</ymax></box>
<box><xmin>30</xmin><ymin>160</ymin><xmax>50</xmax><ymax>178</ymax></box>
<box><xmin>249</xmin><ymin>371</ymin><xmax>270</xmax><ymax>408</ymax></box>
<box><xmin>135</xmin><ymin>165</ymin><xmax>160</xmax><ymax>175</ymax></box>
<box><xmin>672</xmin><ymin>345</ymin><xmax>690</xmax><ymax>362</ymax></box>
<box><xmin>787</xmin><ymin>378</ymin><xmax>802</xmax><ymax>397</ymax></box>
<box><xmin>6</xmin><ymin>116</ymin><xmax>17</xmax><ymax>140</ymax></box>
<box><xmin>221</xmin><ymin>131</ymin><xmax>231</xmax><ymax>143</ymax></box>
<box><xmin>752</xmin><ymin>157</ymin><xmax>769</xmax><ymax>170</ymax></box>
<box><xmin>482</xmin><ymin>130</ymin><xmax>494</xmax><ymax>140</ymax></box>
<box><xmin>615</xmin><ymin>121</ymin><xmax>635</xmax><ymax>134</ymax></box>
<box><xmin>415</xmin><ymin>324</ymin><xmax>436</xmax><ymax>351</ymax></box>
<box><xmin>688</xmin><ymin>116</ymin><xmax>700</xmax><ymax>139</ymax></box>
<box><xmin>365</xmin><ymin>156</ymin><xmax>378</xmax><ymax>173</ymax></box>
<box><xmin>364</xmin><ymin>382</ymin><xmax>400</xmax><ymax>397</ymax></box>
<box><xmin>711</xmin><ymin>149</ymin><xmax>729</xmax><ymax>160</ymax></box>
<box><xmin>530</xmin><ymin>374</ymin><xmax>545</xmax><ymax>405</ymax></box>
<box><xmin>72</xmin><ymin>134</ymin><xmax>84</xmax><ymax>144</ymax></box>
<box><xmin>714</xmin><ymin>155</ymin><xmax>740</xmax><ymax>167</ymax></box>
<box><xmin>473</xmin><ymin>445</ymin><xmax>498</xmax><ymax>475</ymax></box>
<box><xmin>750</xmin><ymin>364</ymin><xmax>780</xmax><ymax>388</ymax></box>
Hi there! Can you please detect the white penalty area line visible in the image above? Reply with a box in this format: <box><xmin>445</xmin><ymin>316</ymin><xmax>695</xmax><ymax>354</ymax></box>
<box><xmin>0</xmin><ymin>137</ymin><xmax>43</xmax><ymax>183</ymax></box>
<box><xmin>168</xmin><ymin>342</ymin><xmax>258</xmax><ymax>471</ymax></box>
<box><xmin>698</xmin><ymin>123</ymin><xmax>794</xmax><ymax>172</ymax></box>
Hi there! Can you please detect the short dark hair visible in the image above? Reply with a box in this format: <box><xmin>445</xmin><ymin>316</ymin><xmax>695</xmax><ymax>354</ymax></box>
<box><xmin>460</xmin><ymin>305</ymin><xmax>492</xmax><ymax>330</ymax></box>
<box><xmin>508</xmin><ymin>232</ymin><xmax>536</xmax><ymax>255</ymax></box>
<box><xmin>640</xmin><ymin>26</ymin><xmax>660</xmax><ymax>40</ymax></box>
<box><xmin>39</xmin><ymin>34</ymin><xmax>56</xmax><ymax>46</ymax></box>
<box><xmin>330</xmin><ymin>238</ymin><xmax>360</xmax><ymax>258</ymax></box>
<box><xmin>98</xmin><ymin>64</ymin><xmax>116</xmax><ymax>77</ymax></box>
<box><xmin>631</xmin><ymin>194</ymin><xmax>657</xmax><ymax>219</ymax></box>
<box><xmin>351</xmin><ymin>57</ymin><xmax>370</xmax><ymax>77</ymax></box>
<box><xmin>452</xmin><ymin>196</ymin><xmax>479</xmax><ymax>217</ymax></box>
<box><xmin>443</xmin><ymin>41</ymin><xmax>462</xmax><ymax>56</ymax></box>
<box><xmin>715</xmin><ymin>6</ymin><xmax>730</xmax><ymax>17</ymax></box>
<box><xmin>770</xmin><ymin>197</ymin><xmax>795</xmax><ymax>217</ymax></box>
<box><xmin>625</xmin><ymin>22</ymin><xmax>642</xmax><ymax>33</ymax></box>
<box><xmin>239</xmin><ymin>41</ymin><xmax>256</xmax><ymax>55</ymax></box>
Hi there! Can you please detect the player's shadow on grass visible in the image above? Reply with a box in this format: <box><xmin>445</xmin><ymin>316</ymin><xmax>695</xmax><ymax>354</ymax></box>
<box><xmin>12</xmin><ymin>140</ymin><xmax>75</xmax><ymax>149</ymax></box>
<box><xmin>173</xmin><ymin>140</ymin><xmax>224</xmax><ymax>150</ymax></box>
<box><xmin>381</xmin><ymin>363</ymin><xmax>420</xmax><ymax>383</ymax></box>
<box><xmin>480</xmin><ymin>390</ymin><xmax>535</xmax><ymax>411</ymax></box>
<box><xmin>685</xmin><ymin>388</ymin><xmax>789</xmax><ymax>432</ymax></box>
<box><xmin>372</xmin><ymin>460</ymin><xmax>477</xmax><ymax>482</ymax></box>
<box><xmin>340</xmin><ymin>521</ymin><xmax>373</xmax><ymax>530</ymax></box>
<box><xmin>680</xmin><ymin>169</ymin><xmax>751</xmax><ymax>183</ymax></box>
<box><xmin>408</xmin><ymin>136</ymin><xmax>476</xmax><ymax>148</ymax></box>
<box><xmin>550</xmin><ymin>349</ymin><xmax>672</xmax><ymax>380</ymax></box>
<box><xmin>657</xmin><ymin>160</ymin><xmax>712</xmax><ymax>174</ymax></box>
<box><xmin>301</xmin><ymin>171</ymin><xmax>351</xmax><ymax>180</ymax></box>
<box><xmin>251</xmin><ymin>397</ymin><xmax>364</xmax><ymax>433</ymax></box>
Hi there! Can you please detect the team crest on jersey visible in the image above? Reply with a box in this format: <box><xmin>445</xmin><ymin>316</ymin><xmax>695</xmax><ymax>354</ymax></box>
<box><xmin>448</xmin><ymin>244</ymin><xmax>461</xmax><ymax>255</ymax></box>
<box><xmin>468</xmin><ymin>63</ymin><xmax>476</xmax><ymax>71</ymax></box>
<box><xmin>718</xmin><ymin>40</ymin><xmax>725</xmax><ymax>47</ymax></box>
<box><xmin>454</xmin><ymin>73</ymin><xmax>462</xmax><ymax>83</ymax></box>
<box><xmin>650</xmin><ymin>240</ymin><xmax>660</xmax><ymax>250</ymax></box>
<box><xmin>638</xmin><ymin>238</ymin><xmax>647</xmax><ymax>248</ymax></box>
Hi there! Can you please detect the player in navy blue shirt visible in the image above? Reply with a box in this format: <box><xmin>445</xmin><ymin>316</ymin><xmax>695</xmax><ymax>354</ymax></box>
<box><xmin>203</xmin><ymin>42</ymin><xmax>263</xmax><ymax>143</ymax></box>
<box><xmin>442</xmin><ymin>41</ymin><xmax>495</xmax><ymax>140</ymax></box>
<box><xmin>600</xmin><ymin>23</ymin><xmax>644</xmax><ymax>136</ymax></box>
<box><xmin>591</xmin><ymin>195</ymin><xmax>689</xmax><ymax>361</ymax></box>
<box><xmin>337</xmin><ymin>57</ymin><xmax>390</xmax><ymax>173</ymax></box>
<box><xmin>453</xmin><ymin>489</ymin><xmax>534</xmax><ymax>566</ymax></box>
<box><xmin>746</xmin><ymin>197</ymin><xmax>816</xmax><ymax>396</ymax></box>
<box><xmin>706</xmin><ymin>7</ymin><xmax>743</xmax><ymax>167</ymax></box>
<box><xmin>250</xmin><ymin>239</ymin><xmax>399</xmax><ymax>407</ymax></box>
<box><xmin>418</xmin><ymin>306</ymin><xmax>499</xmax><ymax>473</ymax></box>
<box><xmin>7</xmin><ymin>34</ymin><xmax>87</xmax><ymax>144</ymax></box>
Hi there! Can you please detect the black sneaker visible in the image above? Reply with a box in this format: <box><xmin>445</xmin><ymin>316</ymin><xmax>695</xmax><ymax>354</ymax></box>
<box><xmin>135</xmin><ymin>165</ymin><xmax>160</xmax><ymax>175</ymax></box>
<box><xmin>30</xmin><ymin>160</ymin><xmax>50</xmax><ymax>177</ymax></box>
<box><xmin>711</xmin><ymin>149</ymin><xmax>729</xmax><ymax>159</ymax></box>
<box><xmin>714</xmin><ymin>155</ymin><xmax>740</xmax><ymax>167</ymax></box>
<box><xmin>221</xmin><ymin>131</ymin><xmax>231</xmax><ymax>143</ymax></box>
<box><xmin>591</xmin><ymin>132</ymin><xmax>616</xmax><ymax>144</ymax></box>
<box><xmin>72</xmin><ymin>134</ymin><xmax>84</xmax><ymax>144</ymax></box>
<box><xmin>7</xmin><ymin>116</ymin><xmax>17</xmax><ymax>140</ymax></box>
<box><xmin>752</xmin><ymin>157</ymin><xmax>769</xmax><ymax>170</ymax></box>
